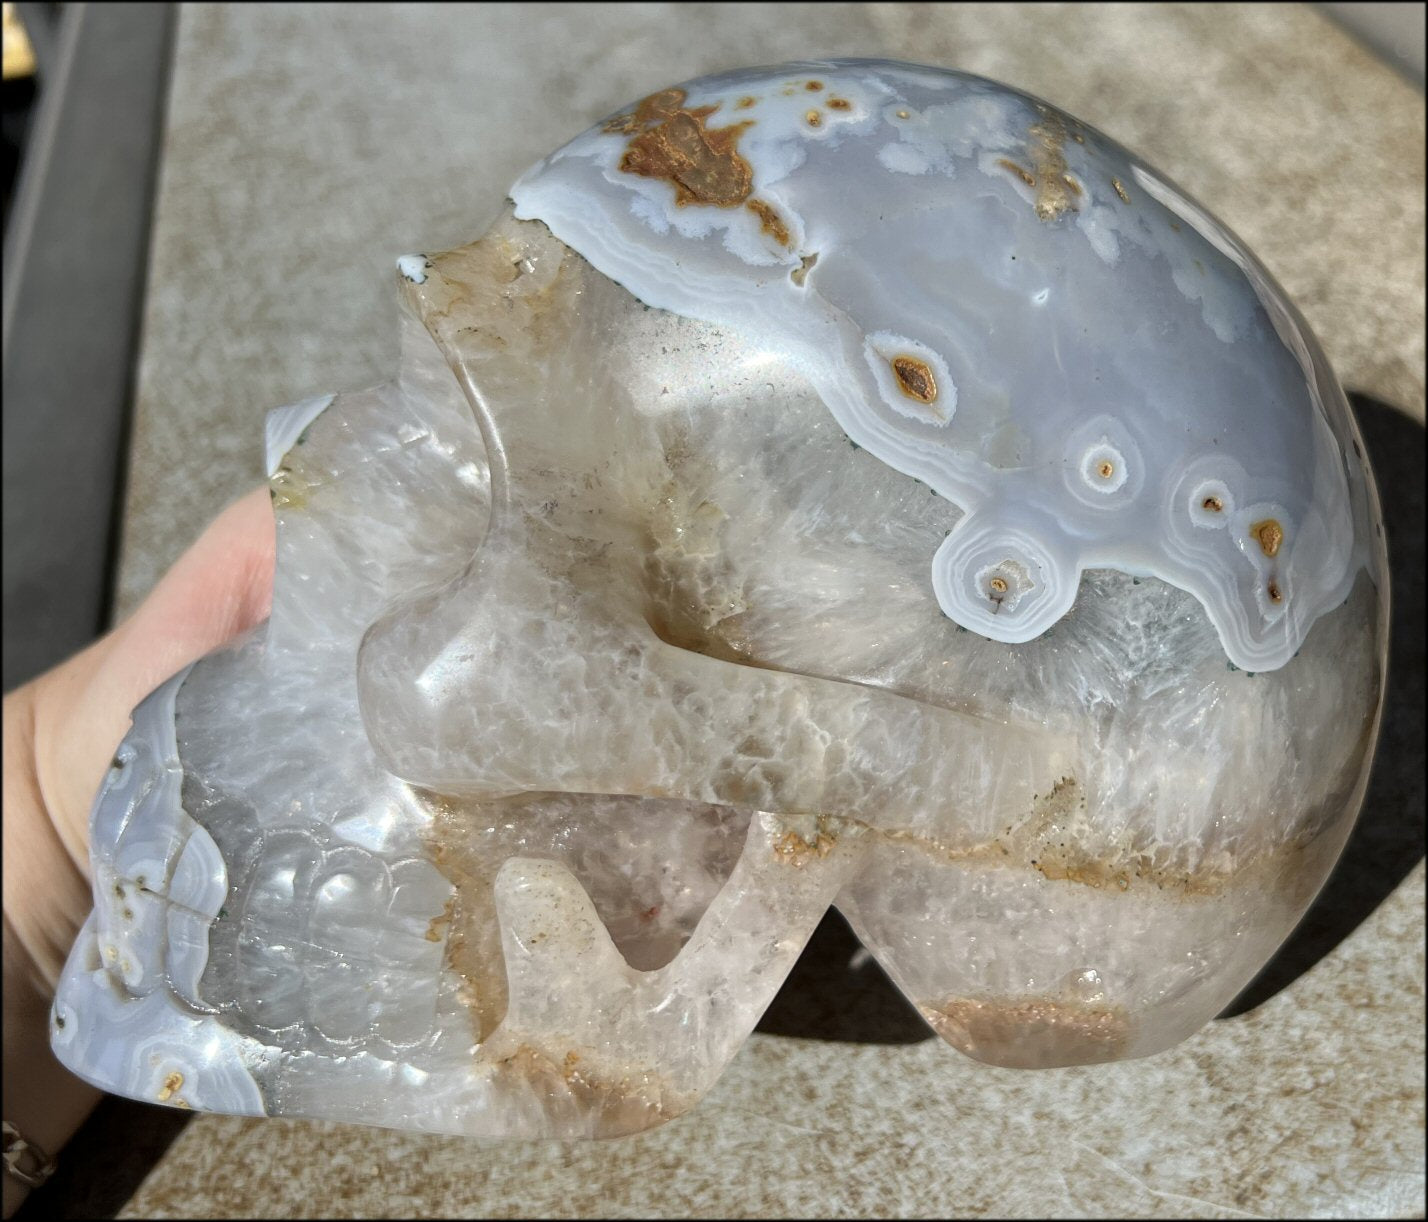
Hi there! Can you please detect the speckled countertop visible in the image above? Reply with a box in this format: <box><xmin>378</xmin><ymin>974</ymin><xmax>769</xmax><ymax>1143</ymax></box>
<box><xmin>109</xmin><ymin>3</ymin><xmax>1423</xmax><ymax>1217</ymax></box>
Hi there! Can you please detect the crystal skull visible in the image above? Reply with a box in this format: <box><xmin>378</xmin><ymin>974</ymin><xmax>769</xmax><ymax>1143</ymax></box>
<box><xmin>52</xmin><ymin>59</ymin><xmax>1387</xmax><ymax>1137</ymax></box>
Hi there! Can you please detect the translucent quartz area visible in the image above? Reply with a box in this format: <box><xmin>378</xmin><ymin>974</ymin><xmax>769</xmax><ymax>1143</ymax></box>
<box><xmin>53</xmin><ymin>60</ymin><xmax>1387</xmax><ymax>1137</ymax></box>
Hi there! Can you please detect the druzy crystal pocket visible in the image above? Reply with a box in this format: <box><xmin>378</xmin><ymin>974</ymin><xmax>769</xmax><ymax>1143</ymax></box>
<box><xmin>53</xmin><ymin>60</ymin><xmax>1386</xmax><ymax>1137</ymax></box>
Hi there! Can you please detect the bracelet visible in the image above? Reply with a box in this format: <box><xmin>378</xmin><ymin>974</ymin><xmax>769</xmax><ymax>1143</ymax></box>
<box><xmin>2</xmin><ymin>1120</ymin><xmax>56</xmax><ymax>1189</ymax></box>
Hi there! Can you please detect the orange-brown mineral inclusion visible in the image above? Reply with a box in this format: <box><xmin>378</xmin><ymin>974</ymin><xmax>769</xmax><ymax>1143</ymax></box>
<box><xmin>891</xmin><ymin>355</ymin><xmax>938</xmax><ymax>404</ymax></box>
<box><xmin>745</xmin><ymin>198</ymin><xmax>791</xmax><ymax>247</ymax></box>
<box><xmin>998</xmin><ymin>110</ymin><xmax>1082</xmax><ymax>221</ymax></box>
<box><xmin>1253</xmin><ymin>519</ymin><xmax>1284</xmax><ymax>557</ymax></box>
<box><xmin>606</xmin><ymin>87</ymin><xmax>755</xmax><ymax>208</ymax></box>
<box><xmin>997</xmin><ymin>157</ymin><xmax>1036</xmax><ymax>188</ymax></box>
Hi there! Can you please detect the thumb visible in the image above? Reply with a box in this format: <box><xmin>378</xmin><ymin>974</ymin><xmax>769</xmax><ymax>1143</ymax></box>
<box><xmin>28</xmin><ymin>487</ymin><xmax>275</xmax><ymax>870</ymax></box>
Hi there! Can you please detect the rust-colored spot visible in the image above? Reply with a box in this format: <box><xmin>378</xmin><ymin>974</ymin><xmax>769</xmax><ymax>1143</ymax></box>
<box><xmin>805</xmin><ymin>109</ymin><xmax>822</xmax><ymax>128</ymax></box>
<box><xmin>601</xmin><ymin>87</ymin><xmax>686</xmax><ymax>134</ymax></box>
<box><xmin>891</xmin><ymin>354</ymin><xmax>937</xmax><ymax>404</ymax></box>
<box><xmin>790</xmin><ymin>251</ymin><xmax>819</xmax><ymax>286</ymax></box>
<box><xmin>746</xmin><ymin>198</ymin><xmax>791</xmax><ymax>247</ymax></box>
<box><xmin>774</xmin><ymin>817</ymin><xmax>838</xmax><ymax>866</ymax></box>
<box><xmin>1112</xmin><ymin>177</ymin><xmax>1131</xmax><ymax>204</ymax></box>
<box><xmin>610</xmin><ymin>87</ymin><xmax>756</xmax><ymax>207</ymax></box>
<box><xmin>1253</xmin><ymin>519</ymin><xmax>1284</xmax><ymax>557</ymax></box>
<box><xmin>1267</xmin><ymin>580</ymin><xmax>1284</xmax><ymax>604</ymax></box>
<box><xmin>735</xmin><ymin>95</ymin><xmax>757</xmax><ymax>109</ymax></box>
<box><xmin>988</xmin><ymin>576</ymin><xmax>1009</xmax><ymax>595</ymax></box>
<box><xmin>828</xmin><ymin>96</ymin><xmax>851</xmax><ymax>110</ymax></box>
<box><xmin>425</xmin><ymin>894</ymin><xmax>456</xmax><ymax>943</ymax></box>
<box><xmin>1202</xmin><ymin>495</ymin><xmax>1224</xmax><ymax>512</ymax></box>
<box><xmin>998</xmin><ymin>157</ymin><xmax>1036</xmax><ymax>187</ymax></box>
<box><xmin>157</xmin><ymin>1071</ymin><xmax>184</xmax><ymax>1102</ymax></box>
<box><xmin>805</xmin><ymin>80</ymin><xmax>823</xmax><ymax>91</ymax></box>
<box><xmin>895</xmin><ymin>108</ymin><xmax>911</xmax><ymax>119</ymax></box>
<box><xmin>1097</xmin><ymin>460</ymin><xmax>1115</xmax><ymax>479</ymax></box>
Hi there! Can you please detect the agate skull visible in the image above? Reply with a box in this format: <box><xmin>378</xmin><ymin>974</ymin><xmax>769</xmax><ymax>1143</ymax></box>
<box><xmin>52</xmin><ymin>60</ymin><xmax>1387</xmax><ymax>1138</ymax></box>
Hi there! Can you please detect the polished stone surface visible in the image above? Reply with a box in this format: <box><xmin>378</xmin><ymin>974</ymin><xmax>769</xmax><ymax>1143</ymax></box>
<box><xmin>106</xmin><ymin>2</ymin><xmax>1423</xmax><ymax>1216</ymax></box>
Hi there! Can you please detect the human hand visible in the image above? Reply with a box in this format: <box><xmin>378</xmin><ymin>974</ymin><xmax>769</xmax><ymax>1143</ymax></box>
<box><xmin>2</xmin><ymin>488</ymin><xmax>274</xmax><ymax>1217</ymax></box>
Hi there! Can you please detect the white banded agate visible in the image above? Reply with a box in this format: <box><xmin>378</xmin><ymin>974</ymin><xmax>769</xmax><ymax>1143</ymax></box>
<box><xmin>512</xmin><ymin>59</ymin><xmax>1371</xmax><ymax>670</ymax></box>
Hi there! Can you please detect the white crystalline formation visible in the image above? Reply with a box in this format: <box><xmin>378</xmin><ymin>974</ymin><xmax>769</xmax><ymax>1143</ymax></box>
<box><xmin>54</xmin><ymin>60</ymin><xmax>1386</xmax><ymax>1138</ymax></box>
